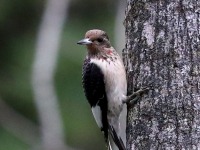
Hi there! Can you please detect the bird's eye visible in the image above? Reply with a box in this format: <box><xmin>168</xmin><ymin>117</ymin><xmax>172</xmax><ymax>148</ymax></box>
<box><xmin>97</xmin><ymin>38</ymin><xmax>103</xmax><ymax>43</ymax></box>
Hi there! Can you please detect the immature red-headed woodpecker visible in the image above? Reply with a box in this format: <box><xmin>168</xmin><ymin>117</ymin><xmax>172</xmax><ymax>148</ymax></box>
<box><xmin>77</xmin><ymin>29</ymin><xmax>147</xmax><ymax>150</ymax></box>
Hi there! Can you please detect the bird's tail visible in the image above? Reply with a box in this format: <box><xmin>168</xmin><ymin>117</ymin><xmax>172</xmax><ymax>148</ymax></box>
<box><xmin>108</xmin><ymin>124</ymin><xmax>126</xmax><ymax>150</ymax></box>
<box><xmin>108</xmin><ymin>140</ymin><xmax>113</xmax><ymax>150</ymax></box>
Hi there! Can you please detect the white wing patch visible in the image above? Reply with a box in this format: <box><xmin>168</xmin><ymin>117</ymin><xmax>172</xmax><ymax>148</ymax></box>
<box><xmin>91</xmin><ymin>106</ymin><xmax>102</xmax><ymax>128</ymax></box>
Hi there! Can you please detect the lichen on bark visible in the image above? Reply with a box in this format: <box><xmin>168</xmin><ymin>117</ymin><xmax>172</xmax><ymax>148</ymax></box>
<box><xmin>124</xmin><ymin>0</ymin><xmax>200</xmax><ymax>149</ymax></box>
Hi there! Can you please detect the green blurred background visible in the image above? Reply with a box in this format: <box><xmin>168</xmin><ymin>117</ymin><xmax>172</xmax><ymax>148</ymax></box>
<box><xmin>0</xmin><ymin>0</ymin><xmax>125</xmax><ymax>149</ymax></box>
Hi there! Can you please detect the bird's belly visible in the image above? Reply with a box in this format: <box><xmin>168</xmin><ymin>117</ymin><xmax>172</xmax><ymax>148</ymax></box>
<box><xmin>105</xmin><ymin>62</ymin><xmax>127</xmax><ymax>117</ymax></box>
<box><xmin>106</xmin><ymin>84</ymin><xmax>125</xmax><ymax>118</ymax></box>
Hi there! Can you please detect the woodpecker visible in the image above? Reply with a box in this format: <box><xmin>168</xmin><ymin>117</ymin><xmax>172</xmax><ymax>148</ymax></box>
<box><xmin>77</xmin><ymin>29</ymin><xmax>147</xmax><ymax>150</ymax></box>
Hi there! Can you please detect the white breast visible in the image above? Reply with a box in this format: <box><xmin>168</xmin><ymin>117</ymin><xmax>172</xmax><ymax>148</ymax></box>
<box><xmin>91</xmin><ymin>55</ymin><xmax>127</xmax><ymax>113</ymax></box>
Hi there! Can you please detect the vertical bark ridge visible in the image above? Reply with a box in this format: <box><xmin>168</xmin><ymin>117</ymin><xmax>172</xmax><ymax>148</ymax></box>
<box><xmin>124</xmin><ymin>0</ymin><xmax>200</xmax><ymax>149</ymax></box>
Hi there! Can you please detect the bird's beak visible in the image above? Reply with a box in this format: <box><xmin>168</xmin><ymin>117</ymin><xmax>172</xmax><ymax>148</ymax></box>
<box><xmin>77</xmin><ymin>38</ymin><xmax>92</xmax><ymax>45</ymax></box>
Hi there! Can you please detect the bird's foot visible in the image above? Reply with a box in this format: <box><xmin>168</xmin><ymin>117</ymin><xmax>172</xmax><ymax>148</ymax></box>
<box><xmin>123</xmin><ymin>87</ymin><xmax>149</xmax><ymax>107</ymax></box>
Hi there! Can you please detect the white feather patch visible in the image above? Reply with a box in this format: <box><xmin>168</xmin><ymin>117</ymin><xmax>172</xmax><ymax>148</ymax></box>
<box><xmin>91</xmin><ymin>106</ymin><xmax>102</xmax><ymax>128</ymax></box>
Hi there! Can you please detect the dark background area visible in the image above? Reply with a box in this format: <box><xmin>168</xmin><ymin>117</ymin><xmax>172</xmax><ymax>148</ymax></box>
<box><xmin>0</xmin><ymin>0</ymin><xmax>125</xmax><ymax>150</ymax></box>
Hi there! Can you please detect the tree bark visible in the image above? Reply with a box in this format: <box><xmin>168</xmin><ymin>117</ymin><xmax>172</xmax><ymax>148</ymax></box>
<box><xmin>124</xmin><ymin>0</ymin><xmax>200</xmax><ymax>149</ymax></box>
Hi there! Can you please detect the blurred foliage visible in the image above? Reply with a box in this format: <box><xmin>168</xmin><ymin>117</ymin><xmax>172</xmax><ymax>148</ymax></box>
<box><xmin>0</xmin><ymin>0</ymin><xmax>118</xmax><ymax>149</ymax></box>
<box><xmin>0</xmin><ymin>128</ymin><xmax>28</xmax><ymax>150</ymax></box>
<box><xmin>0</xmin><ymin>0</ymin><xmax>43</xmax><ymax>122</ymax></box>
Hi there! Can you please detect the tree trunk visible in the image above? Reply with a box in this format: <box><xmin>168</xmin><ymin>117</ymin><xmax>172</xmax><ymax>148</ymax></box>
<box><xmin>123</xmin><ymin>0</ymin><xmax>200</xmax><ymax>149</ymax></box>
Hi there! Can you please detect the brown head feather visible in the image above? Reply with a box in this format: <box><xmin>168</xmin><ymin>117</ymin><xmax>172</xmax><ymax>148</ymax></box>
<box><xmin>84</xmin><ymin>29</ymin><xmax>111</xmax><ymax>55</ymax></box>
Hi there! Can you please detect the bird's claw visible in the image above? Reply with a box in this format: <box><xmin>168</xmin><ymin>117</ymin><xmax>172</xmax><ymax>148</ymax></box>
<box><xmin>123</xmin><ymin>87</ymin><xmax>150</xmax><ymax>107</ymax></box>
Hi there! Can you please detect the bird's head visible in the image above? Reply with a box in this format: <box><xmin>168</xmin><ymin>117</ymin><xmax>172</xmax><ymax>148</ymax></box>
<box><xmin>77</xmin><ymin>29</ymin><xmax>112</xmax><ymax>56</ymax></box>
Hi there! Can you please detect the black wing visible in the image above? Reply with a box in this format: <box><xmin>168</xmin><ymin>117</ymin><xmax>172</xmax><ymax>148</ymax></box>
<box><xmin>82</xmin><ymin>58</ymin><xmax>108</xmax><ymax>141</ymax></box>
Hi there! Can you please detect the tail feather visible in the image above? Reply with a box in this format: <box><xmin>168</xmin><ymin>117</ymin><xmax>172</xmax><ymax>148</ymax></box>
<box><xmin>108</xmin><ymin>140</ymin><xmax>113</xmax><ymax>150</ymax></box>
<box><xmin>108</xmin><ymin>124</ymin><xmax>126</xmax><ymax>150</ymax></box>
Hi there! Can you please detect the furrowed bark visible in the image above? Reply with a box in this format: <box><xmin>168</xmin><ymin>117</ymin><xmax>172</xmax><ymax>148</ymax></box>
<box><xmin>124</xmin><ymin>0</ymin><xmax>200</xmax><ymax>149</ymax></box>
